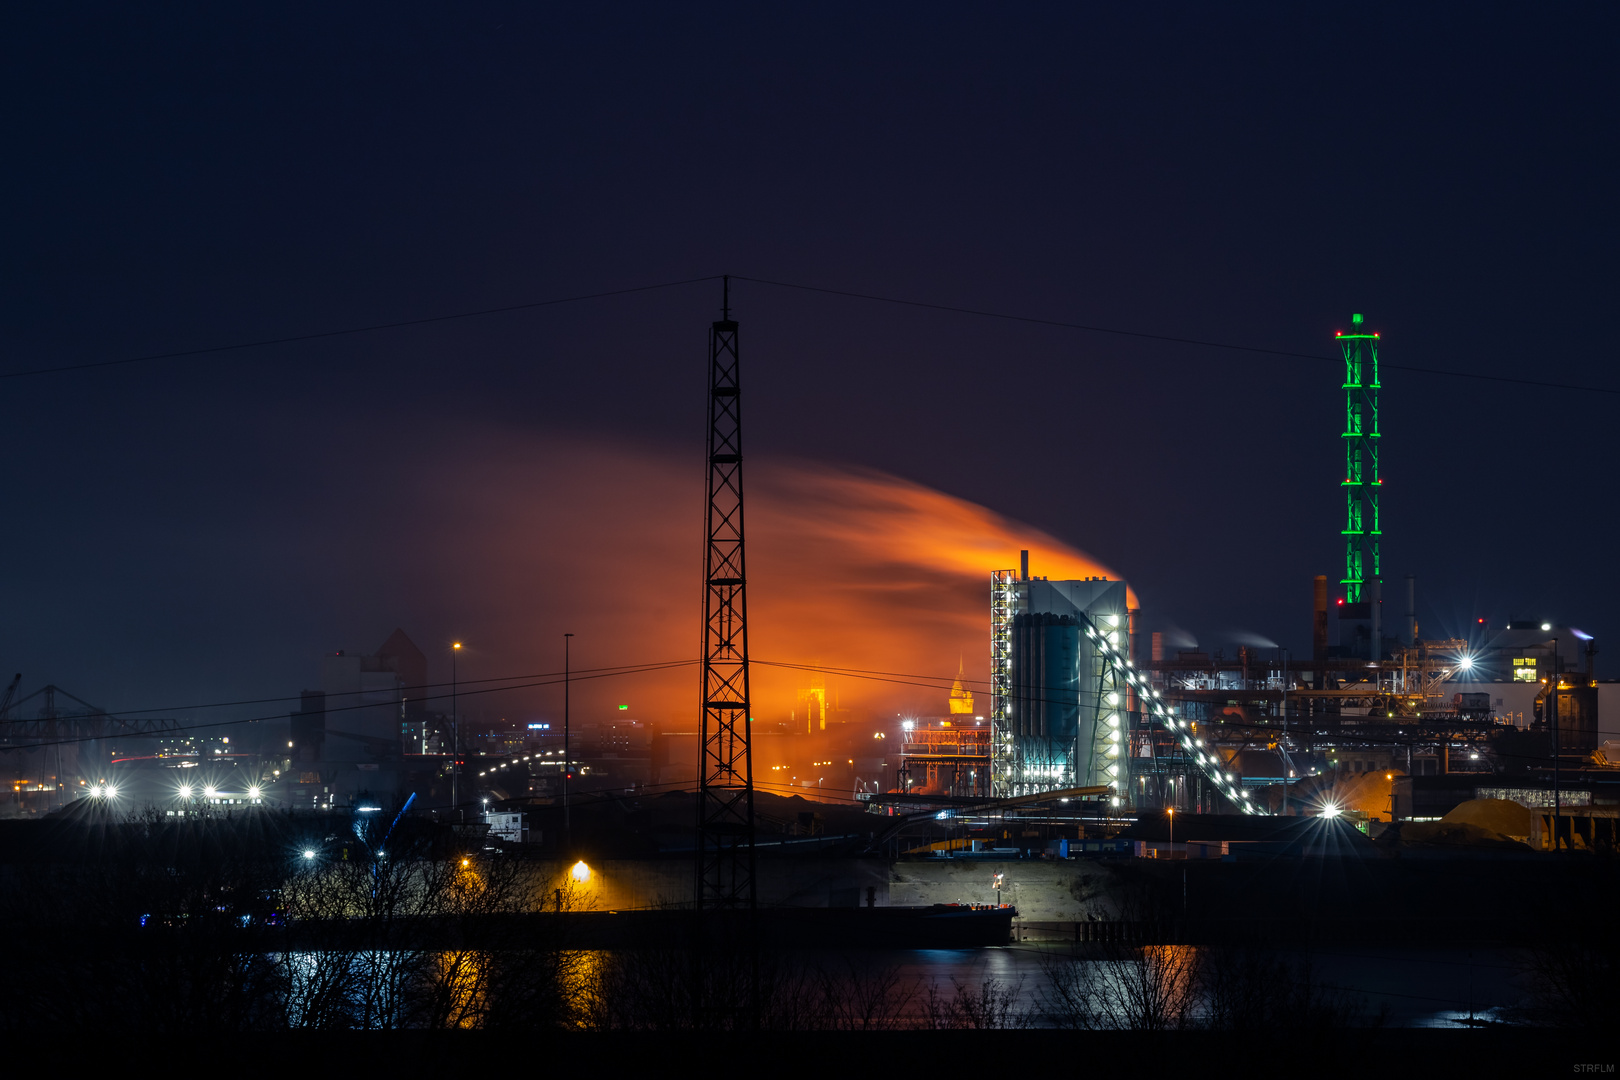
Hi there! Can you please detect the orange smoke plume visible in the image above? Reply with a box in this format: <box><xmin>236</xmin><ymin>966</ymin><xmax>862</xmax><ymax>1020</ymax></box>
<box><xmin>410</xmin><ymin>431</ymin><xmax>1123</xmax><ymax>730</ymax></box>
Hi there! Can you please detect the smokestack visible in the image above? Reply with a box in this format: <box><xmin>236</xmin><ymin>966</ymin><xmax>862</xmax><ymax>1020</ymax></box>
<box><xmin>1152</xmin><ymin>632</ymin><xmax>1164</xmax><ymax>664</ymax></box>
<box><xmin>1405</xmin><ymin>574</ymin><xmax>1417</xmax><ymax>646</ymax></box>
<box><xmin>1312</xmin><ymin>575</ymin><xmax>1328</xmax><ymax>685</ymax></box>
<box><xmin>1020</xmin><ymin>550</ymin><xmax>1029</xmax><ymax>582</ymax></box>
<box><xmin>1371</xmin><ymin>577</ymin><xmax>1382</xmax><ymax>661</ymax></box>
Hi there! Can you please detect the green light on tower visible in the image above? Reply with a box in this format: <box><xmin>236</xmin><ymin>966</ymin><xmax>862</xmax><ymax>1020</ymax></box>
<box><xmin>1336</xmin><ymin>313</ymin><xmax>1381</xmax><ymax>653</ymax></box>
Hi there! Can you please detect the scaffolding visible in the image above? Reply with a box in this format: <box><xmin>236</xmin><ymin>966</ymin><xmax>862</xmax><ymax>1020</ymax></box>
<box><xmin>897</xmin><ymin>720</ymin><xmax>990</xmax><ymax>798</ymax></box>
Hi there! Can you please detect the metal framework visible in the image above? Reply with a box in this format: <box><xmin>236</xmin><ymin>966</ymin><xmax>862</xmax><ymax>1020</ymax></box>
<box><xmin>696</xmin><ymin>279</ymin><xmax>755</xmax><ymax>912</ymax></box>
<box><xmin>1339</xmin><ymin>315</ymin><xmax>1381</xmax><ymax>618</ymax></box>
<box><xmin>1089</xmin><ymin>645</ymin><xmax>1124</xmax><ymax>797</ymax></box>
<box><xmin>0</xmin><ymin>683</ymin><xmax>185</xmax><ymax>812</ymax></box>
<box><xmin>897</xmin><ymin>722</ymin><xmax>990</xmax><ymax>798</ymax></box>
<box><xmin>989</xmin><ymin>569</ymin><xmax>1016</xmax><ymax>797</ymax></box>
<box><xmin>1072</xmin><ymin>612</ymin><xmax>1266</xmax><ymax>815</ymax></box>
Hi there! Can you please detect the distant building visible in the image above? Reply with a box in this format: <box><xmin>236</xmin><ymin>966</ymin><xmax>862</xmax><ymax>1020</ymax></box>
<box><xmin>278</xmin><ymin>628</ymin><xmax>431</xmax><ymax>810</ymax></box>
<box><xmin>948</xmin><ymin>659</ymin><xmax>975</xmax><ymax>715</ymax></box>
<box><xmin>483</xmin><ymin>810</ymin><xmax>527</xmax><ymax>843</ymax></box>
<box><xmin>898</xmin><ymin>661</ymin><xmax>991</xmax><ymax>797</ymax></box>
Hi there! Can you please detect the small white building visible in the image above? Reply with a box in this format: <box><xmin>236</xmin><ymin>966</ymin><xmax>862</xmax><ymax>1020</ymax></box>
<box><xmin>483</xmin><ymin>811</ymin><xmax>527</xmax><ymax>844</ymax></box>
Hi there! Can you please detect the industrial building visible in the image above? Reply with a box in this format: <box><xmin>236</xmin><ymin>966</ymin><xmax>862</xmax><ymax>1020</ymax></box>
<box><xmin>991</xmin><ymin>551</ymin><xmax>1133</xmax><ymax>797</ymax></box>
<box><xmin>895</xmin><ymin>664</ymin><xmax>989</xmax><ymax>797</ymax></box>
<box><xmin>959</xmin><ymin>315</ymin><xmax>1619</xmax><ymax>833</ymax></box>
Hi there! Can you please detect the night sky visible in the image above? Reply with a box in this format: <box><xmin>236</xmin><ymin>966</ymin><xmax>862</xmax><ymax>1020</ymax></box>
<box><xmin>2</xmin><ymin>5</ymin><xmax>1615</xmax><ymax>729</ymax></box>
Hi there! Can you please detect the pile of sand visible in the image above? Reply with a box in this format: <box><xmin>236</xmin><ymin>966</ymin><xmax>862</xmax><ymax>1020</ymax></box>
<box><xmin>1442</xmin><ymin>798</ymin><xmax>1533</xmax><ymax>840</ymax></box>
<box><xmin>1399</xmin><ymin>798</ymin><xmax>1533</xmax><ymax>849</ymax></box>
<box><xmin>1400</xmin><ymin>820</ymin><xmax>1527</xmax><ymax>849</ymax></box>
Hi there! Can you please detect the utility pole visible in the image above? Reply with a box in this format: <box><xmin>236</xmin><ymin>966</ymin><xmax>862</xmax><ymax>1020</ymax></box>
<box><xmin>564</xmin><ymin>633</ymin><xmax>573</xmax><ymax>835</ymax></box>
<box><xmin>693</xmin><ymin>274</ymin><xmax>758</xmax><ymax>1028</ymax></box>
<box><xmin>1280</xmin><ymin>647</ymin><xmax>1290</xmax><ymax>817</ymax></box>
<box><xmin>696</xmin><ymin>274</ymin><xmax>756</xmax><ymax>912</ymax></box>
<box><xmin>451</xmin><ymin>641</ymin><xmax>462</xmax><ymax>819</ymax></box>
<box><xmin>1549</xmin><ymin>638</ymin><xmax>1561</xmax><ymax>851</ymax></box>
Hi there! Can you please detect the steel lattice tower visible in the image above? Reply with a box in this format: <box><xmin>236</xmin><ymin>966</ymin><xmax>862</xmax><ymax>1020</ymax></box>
<box><xmin>1338</xmin><ymin>313</ymin><xmax>1382</xmax><ymax>639</ymax></box>
<box><xmin>696</xmin><ymin>277</ymin><xmax>755</xmax><ymax>912</ymax></box>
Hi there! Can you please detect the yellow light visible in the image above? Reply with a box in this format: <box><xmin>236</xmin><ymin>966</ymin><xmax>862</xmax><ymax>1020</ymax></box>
<box><xmin>461</xmin><ymin>858</ymin><xmax>469</xmax><ymax>868</ymax></box>
<box><xmin>453</xmin><ymin>642</ymin><xmax>462</xmax><ymax>650</ymax></box>
<box><xmin>571</xmin><ymin>860</ymin><xmax>591</xmax><ymax>883</ymax></box>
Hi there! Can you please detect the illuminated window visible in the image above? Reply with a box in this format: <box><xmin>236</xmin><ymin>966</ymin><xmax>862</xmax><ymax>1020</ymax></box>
<box><xmin>1512</xmin><ymin>658</ymin><xmax>1538</xmax><ymax>684</ymax></box>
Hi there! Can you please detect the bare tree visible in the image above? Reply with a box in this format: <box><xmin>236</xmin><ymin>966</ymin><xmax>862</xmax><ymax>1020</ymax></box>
<box><xmin>925</xmin><ymin>975</ymin><xmax>1029</xmax><ymax>1029</ymax></box>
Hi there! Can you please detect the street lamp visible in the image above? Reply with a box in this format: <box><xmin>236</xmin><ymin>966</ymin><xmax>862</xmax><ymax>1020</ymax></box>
<box><xmin>452</xmin><ymin>642</ymin><xmax>463</xmax><ymax>818</ymax></box>
<box><xmin>1542</xmin><ymin>635</ymin><xmax>1562</xmax><ymax>851</ymax></box>
<box><xmin>564</xmin><ymin>633</ymin><xmax>573</xmax><ymax>836</ymax></box>
<box><xmin>1167</xmin><ymin>806</ymin><xmax>1174</xmax><ymax>846</ymax></box>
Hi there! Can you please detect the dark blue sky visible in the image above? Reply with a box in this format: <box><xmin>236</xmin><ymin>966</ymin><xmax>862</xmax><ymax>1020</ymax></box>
<box><xmin>1</xmin><ymin>4</ymin><xmax>1615</xmax><ymax>719</ymax></box>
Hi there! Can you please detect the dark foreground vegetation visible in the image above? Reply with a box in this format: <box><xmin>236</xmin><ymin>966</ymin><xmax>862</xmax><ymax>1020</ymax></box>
<box><xmin>0</xmin><ymin>810</ymin><xmax>1614</xmax><ymax>1041</ymax></box>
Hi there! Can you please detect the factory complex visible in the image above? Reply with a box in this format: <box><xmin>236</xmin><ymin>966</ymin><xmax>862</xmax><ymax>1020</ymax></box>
<box><xmin>3</xmin><ymin>313</ymin><xmax>1615</xmax><ymax>863</ymax></box>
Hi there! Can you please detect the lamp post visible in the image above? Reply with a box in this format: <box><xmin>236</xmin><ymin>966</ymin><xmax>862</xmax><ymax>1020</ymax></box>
<box><xmin>564</xmin><ymin>633</ymin><xmax>573</xmax><ymax>835</ymax></box>
<box><xmin>1168</xmin><ymin>806</ymin><xmax>1174</xmax><ymax>846</ymax></box>
<box><xmin>452</xmin><ymin>641</ymin><xmax>462</xmax><ymax>820</ymax></box>
<box><xmin>1544</xmin><ymin>634</ymin><xmax>1561</xmax><ymax>852</ymax></box>
<box><xmin>1279</xmin><ymin>648</ymin><xmax>1289</xmax><ymax>817</ymax></box>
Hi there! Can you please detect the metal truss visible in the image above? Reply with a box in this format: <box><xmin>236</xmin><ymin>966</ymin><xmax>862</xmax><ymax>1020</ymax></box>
<box><xmin>1089</xmin><ymin>646</ymin><xmax>1124</xmax><ymax>796</ymax></box>
<box><xmin>0</xmin><ymin>684</ymin><xmax>184</xmax><ymax>747</ymax></box>
<box><xmin>1338</xmin><ymin>315</ymin><xmax>1381</xmax><ymax>604</ymax></box>
<box><xmin>989</xmin><ymin>569</ymin><xmax>1016</xmax><ymax>796</ymax></box>
<box><xmin>696</xmin><ymin>280</ymin><xmax>755</xmax><ymax>913</ymax></box>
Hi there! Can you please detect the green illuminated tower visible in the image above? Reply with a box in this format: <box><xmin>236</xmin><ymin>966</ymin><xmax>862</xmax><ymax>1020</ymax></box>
<box><xmin>1338</xmin><ymin>313</ymin><xmax>1381</xmax><ymax>655</ymax></box>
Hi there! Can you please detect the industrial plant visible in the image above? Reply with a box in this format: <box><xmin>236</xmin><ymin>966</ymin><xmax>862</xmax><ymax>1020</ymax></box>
<box><xmin>2</xmin><ymin>311</ymin><xmax>1613</xmax><ymax>855</ymax></box>
<box><xmin>0</xmin><ymin>300</ymin><xmax>1613</xmax><ymax>1046</ymax></box>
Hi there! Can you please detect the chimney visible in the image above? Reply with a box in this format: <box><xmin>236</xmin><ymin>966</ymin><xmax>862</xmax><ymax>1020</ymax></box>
<box><xmin>1312</xmin><ymin>575</ymin><xmax>1329</xmax><ymax>684</ymax></box>
<box><xmin>1405</xmin><ymin>574</ymin><xmax>1418</xmax><ymax>646</ymax></box>
<box><xmin>1020</xmin><ymin>550</ymin><xmax>1029</xmax><ymax>582</ymax></box>
<box><xmin>1151</xmin><ymin>632</ymin><xmax>1165</xmax><ymax>664</ymax></box>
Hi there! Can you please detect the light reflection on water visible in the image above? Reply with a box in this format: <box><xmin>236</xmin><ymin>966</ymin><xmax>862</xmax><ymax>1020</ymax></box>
<box><xmin>945</xmin><ymin>944</ymin><xmax>1529</xmax><ymax>1028</ymax></box>
<box><xmin>277</xmin><ymin>945</ymin><xmax>1527</xmax><ymax>1029</ymax></box>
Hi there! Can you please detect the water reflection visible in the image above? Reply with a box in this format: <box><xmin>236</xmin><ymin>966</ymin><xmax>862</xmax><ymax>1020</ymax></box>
<box><xmin>268</xmin><ymin>944</ymin><xmax>1525</xmax><ymax>1030</ymax></box>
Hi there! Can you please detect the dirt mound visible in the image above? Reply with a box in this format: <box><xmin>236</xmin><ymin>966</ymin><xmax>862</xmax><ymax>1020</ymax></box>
<box><xmin>1441</xmin><ymin>797</ymin><xmax>1533</xmax><ymax>839</ymax></box>
<box><xmin>1401</xmin><ymin>819</ymin><xmax>1530</xmax><ymax>850</ymax></box>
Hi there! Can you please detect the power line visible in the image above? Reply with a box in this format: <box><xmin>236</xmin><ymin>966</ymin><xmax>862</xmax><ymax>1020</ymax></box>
<box><xmin>0</xmin><ymin>660</ymin><xmax>699</xmax><ymax>750</ymax></box>
<box><xmin>0</xmin><ymin>275</ymin><xmax>722</xmax><ymax>381</ymax></box>
<box><xmin>0</xmin><ymin>659</ymin><xmax>700</xmax><ymax>724</ymax></box>
<box><xmin>5</xmin><ymin>272</ymin><xmax>1613</xmax><ymax>397</ymax></box>
<box><xmin>733</xmin><ymin>275</ymin><xmax>1620</xmax><ymax>396</ymax></box>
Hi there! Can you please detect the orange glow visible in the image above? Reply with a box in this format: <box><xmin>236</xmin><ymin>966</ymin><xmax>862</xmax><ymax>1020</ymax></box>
<box><xmin>407</xmin><ymin>436</ymin><xmax>1122</xmax><ymax>749</ymax></box>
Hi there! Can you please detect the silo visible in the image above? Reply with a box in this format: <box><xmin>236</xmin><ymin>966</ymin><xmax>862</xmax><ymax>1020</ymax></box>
<box><xmin>1012</xmin><ymin>612</ymin><xmax>1080</xmax><ymax>740</ymax></box>
<box><xmin>995</xmin><ymin>573</ymin><xmax>1131</xmax><ymax>794</ymax></box>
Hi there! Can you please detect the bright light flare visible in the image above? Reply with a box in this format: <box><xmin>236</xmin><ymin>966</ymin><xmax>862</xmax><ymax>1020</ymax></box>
<box><xmin>177</xmin><ymin>785</ymin><xmax>192</xmax><ymax>799</ymax></box>
<box><xmin>302</xmin><ymin>849</ymin><xmax>316</xmax><ymax>860</ymax></box>
<box><xmin>570</xmin><ymin>860</ymin><xmax>591</xmax><ymax>883</ymax></box>
<box><xmin>1320</xmin><ymin>804</ymin><xmax>1343</xmax><ymax>819</ymax></box>
<box><xmin>105</xmin><ymin>786</ymin><xmax>118</xmax><ymax>798</ymax></box>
